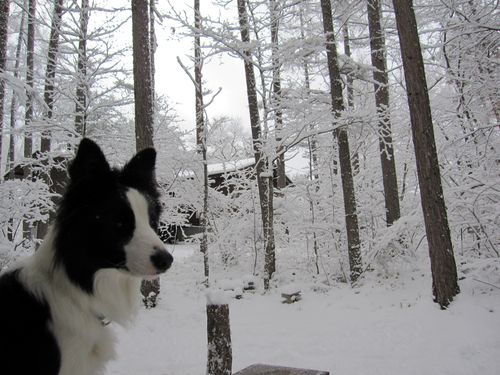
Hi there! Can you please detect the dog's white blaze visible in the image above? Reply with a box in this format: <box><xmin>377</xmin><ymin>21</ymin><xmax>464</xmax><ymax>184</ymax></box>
<box><xmin>124</xmin><ymin>188</ymin><xmax>166</xmax><ymax>276</ymax></box>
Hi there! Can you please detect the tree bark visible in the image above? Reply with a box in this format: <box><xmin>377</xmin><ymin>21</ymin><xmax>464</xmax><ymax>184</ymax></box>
<box><xmin>206</xmin><ymin>303</ymin><xmax>232</xmax><ymax>375</ymax></box>
<box><xmin>149</xmin><ymin>0</ymin><xmax>156</xmax><ymax>102</ymax></box>
<box><xmin>320</xmin><ymin>0</ymin><xmax>362</xmax><ymax>283</ymax></box>
<box><xmin>132</xmin><ymin>0</ymin><xmax>158</xmax><ymax>306</ymax></box>
<box><xmin>24</xmin><ymin>0</ymin><xmax>36</xmax><ymax>159</ymax></box>
<box><xmin>270</xmin><ymin>0</ymin><xmax>286</xmax><ymax>190</ymax></box>
<box><xmin>342</xmin><ymin>18</ymin><xmax>359</xmax><ymax>175</ymax></box>
<box><xmin>0</xmin><ymin>0</ymin><xmax>10</xmax><ymax>168</ymax></box>
<box><xmin>8</xmin><ymin>0</ymin><xmax>27</xmax><ymax>170</ymax></box>
<box><xmin>237</xmin><ymin>0</ymin><xmax>275</xmax><ymax>289</ymax></box>
<box><xmin>367</xmin><ymin>0</ymin><xmax>401</xmax><ymax>226</ymax></box>
<box><xmin>41</xmin><ymin>0</ymin><xmax>64</xmax><ymax>152</ymax></box>
<box><xmin>392</xmin><ymin>0</ymin><xmax>459</xmax><ymax>308</ymax></box>
<box><xmin>194</xmin><ymin>0</ymin><xmax>209</xmax><ymax>286</ymax></box>
<box><xmin>132</xmin><ymin>0</ymin><xmax>154</xmax><ymax>151</ymax></box>
<box><xmin>74</xmin><ymin>0</ymin><xmax>88</xmax><ymax>137</ymax></box>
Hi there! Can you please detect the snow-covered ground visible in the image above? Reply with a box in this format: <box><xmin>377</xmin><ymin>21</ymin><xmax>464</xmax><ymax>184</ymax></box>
<box><xmin>108</xmin><ymin>244</ymin><xmax>500</xmax><ymax>375</ymax></box>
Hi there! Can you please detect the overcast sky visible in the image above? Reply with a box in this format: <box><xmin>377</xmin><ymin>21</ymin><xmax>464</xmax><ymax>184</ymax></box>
<box><xmin>154</xmin><ymin>1</ymin><xmax>250</xmax><ymax>132</ymax></box>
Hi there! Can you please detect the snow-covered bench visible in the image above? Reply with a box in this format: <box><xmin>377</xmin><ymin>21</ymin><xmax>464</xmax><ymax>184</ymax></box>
<box><xmin>234</xmin><ymin>363</ymin><xmax>329</xmax><ymax>374</ymax></box>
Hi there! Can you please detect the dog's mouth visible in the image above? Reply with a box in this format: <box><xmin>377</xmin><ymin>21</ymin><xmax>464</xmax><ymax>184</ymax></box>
<box><xmin>116</xmin><ymin>262</ymin><xmax>172</xmax><ymax>278</ymax></box>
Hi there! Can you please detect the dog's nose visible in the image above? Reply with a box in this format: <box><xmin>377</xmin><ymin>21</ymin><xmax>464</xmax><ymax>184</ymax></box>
<box><xmin>150</xmin><ymin>247</ymin><xmax>173</xmax><ymax>273</ymax></box>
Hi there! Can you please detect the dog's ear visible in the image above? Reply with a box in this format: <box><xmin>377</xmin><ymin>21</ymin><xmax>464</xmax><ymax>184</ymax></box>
<box><xmin>69</xmin><ymin>138</ymin><xmax>111</xmax><ymax>182</ymax></box>
<box><xmin>122</xmin><ymin>148</ymin><xmax>157</xmax><ymax>186</ymax></box>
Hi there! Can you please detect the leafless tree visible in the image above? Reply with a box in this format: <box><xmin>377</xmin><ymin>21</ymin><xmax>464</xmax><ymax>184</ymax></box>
<box><xmin>237</xmin><ymin>0</ymin><xmax>276</xmax><ymax>290</ymax></box>
<box><xmin>132</xmin><ymin>0</ymin><xmax>158</xmax><ymax>306</ymax></box>
<box><xmin>0</xmin><ymin>0</ymin><xmax>10</xmax><ymax>168</ymax></box>
<box><xmin>194</xmin><ymin>0</ymin><xmax>210</xmax><ymax>286</ymax></box>
<box><xmin>75</xmin><ymin>0</ymin><xmax>89</xmax><ymax>137</ymax></box>
<box><xmin>320</xmin><ymin>0</ymin><xmax>362</xmax><ymax>283</ymax></box>
<box><xmin>367</xmin><ymin>0</ymin><xmax>401</xmax><ymax>226</ymax></box>
<box><xmin>41</xmin><ymin>0</ymin><xmax>64</xmax><ymax>152</ymax></box>
<box><xmin>24</xmin><ymin>0</ymin><xmax>36</xmax><ymax>159</ymax></box>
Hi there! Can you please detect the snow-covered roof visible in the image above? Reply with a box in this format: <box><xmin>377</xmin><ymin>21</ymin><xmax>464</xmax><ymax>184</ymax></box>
<box><xmin>207</xmin><ymin>158</ymin><xmax>255</xmax><ymax>176</ymax></box>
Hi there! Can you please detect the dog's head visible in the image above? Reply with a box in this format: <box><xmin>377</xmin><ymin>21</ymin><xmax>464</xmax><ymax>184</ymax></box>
<box><xmin>54</xmin><ymin>139</ymin><xmax>173</xmax><ymax>293</ymax></box>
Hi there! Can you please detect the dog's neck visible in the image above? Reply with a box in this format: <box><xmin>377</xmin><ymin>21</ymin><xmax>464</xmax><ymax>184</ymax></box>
<box><xmin>24</xmin><ymin>227</ymin><xmax>141</xmax><ymax>326</ymax></box>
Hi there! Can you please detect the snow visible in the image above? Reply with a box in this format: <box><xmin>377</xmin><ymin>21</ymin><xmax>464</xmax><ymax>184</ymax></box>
<box><xmin>281</xmin><ymin>283</ymin><xmax>301</xmax><ymax>295</ymax></box>
<box><xmin>207</xmin><ymin>158</ymin><xmax>255</xmax><ymax>176</ymax></box>
<box><xmin>206</xmin><ymin>289</ymin><xmax>230</xmax><ymax>306</ymax></box>
<box><xmin>107</xmin><ymin>244</ymin><xmax>500</xmax><ymax>375</ymax></box>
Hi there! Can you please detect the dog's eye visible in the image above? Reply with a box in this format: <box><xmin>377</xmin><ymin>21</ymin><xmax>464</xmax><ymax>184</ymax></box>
<box><xmin>115</xmin><ymin>221</ymin><xmax>123</xmax><ymax>229</ymax></box>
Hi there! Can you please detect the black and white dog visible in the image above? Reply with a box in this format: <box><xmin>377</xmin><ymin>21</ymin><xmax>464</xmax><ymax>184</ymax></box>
<box><xmin>0</xmin><ymin>139</ymin><xmax>173</xmax><ymax>375</ymax></box>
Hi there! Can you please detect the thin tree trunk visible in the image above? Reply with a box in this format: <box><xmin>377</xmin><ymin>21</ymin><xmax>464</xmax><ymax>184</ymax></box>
<box><xmin>320</xmin><ymin>0</ymin><xmax>362</xmax><ymax>283</ymax></box>
<box><xmin>342</xmin><ymin>21</ymin><xmax>354</xmax><ymax>109</ymax></box>
<box><xmin>41</xmin><ymin>0</ymin><xmax>64</xmax><ymax>153</ymax></box>
<box><xmin>194</xmin><ymin>0</ymin><xmax>209</xmax><ymax>286</ymax></box>
<box><xmin>24</xmin><ymin>0</ymin><xmax>36</xmax><ymax>159</ymax></box>
<box><xmin>342</xmin><ymin>18</ymin><xmax>359</xmax><ymax>176</ymax></box>
<box><xmin>132</xmin><ymin>0</ymin><xmax>158</xmax><ymax>306</ymax></box>
<box><xmin>270</xmin><ymin>0</ymin><xmax>285</xmax><ymax>190</ymax></box>
<box><xmin>392</xmin><ymin>0</ymin><xmax>459</xmax><ymax>308</ymax></box>
<box><xmin>0</xmin><ymin>0</ymin><xmax>10</xmax><ymax>169</ymax></box>
<box><xmin>8</xmin><ymin>0</ymin><xmax>27</xmax><ymax>170</ymax></box>
<box><xmin>74</xmin><ymin>0</ymin><xmax>88</xmax><ymax>137</ymax></box>
<box><xmin>367</xmin><ymin>0</ymin><xmax>401</xmax><ymax>226</ymax></box>
<box><xmin>300</xmin><ymin>4</ymin><xmax>320</xmax><ymax>271</ymax></box>
<box><xmin>299</xmin><ymin>5</ymin><xmax>318</xmax><ymax>181</ymax></box>
<box><xmin>237</xmin><ymin>0</ymin><xmax>275</xmax><ymax>290</ymax></box>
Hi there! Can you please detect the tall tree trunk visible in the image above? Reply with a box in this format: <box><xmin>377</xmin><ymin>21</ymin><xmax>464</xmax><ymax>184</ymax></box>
<box><xmin>41</xmin><ymin>0</ymin><xmax>64</xmax><ymax>153</ymax></box>
<box><xmin>270</xmin><ymin>0</ymin><xmax>285</xmax><ymax>190</ymax></box>
<box><xmin>392</xmin><ymin>0</ymin><xmax>459</xmax><ymax>308</ymax></box>
<box><xmin>132</xmin><ymin>0</ymin><xmax>154</xmax><ymax>151</ymax></box>
<box><xmin>194</xmin><ymin>0</ymin><xmax>209</xmax><ymax>286</ymax></box>
<box><xmin>24</xmin><ymin>0</ymin><xmax>36</xmax><ymax>158</ymax></box>
<box><xmin>149</xmin><ymin>0</ymin><xmax>156</xmax><ymax>101</ymax></box>
<box><xmin>36</xmin><ymin>0</ymin><xmax>65</xmax><ymax>241</ymax></box>
<box><xmin>320</xmin><ymin>0</ymin><xmax>362</xmax><ymax>283</ymax></box>
<box><xmin>132</xmin><ymin>0</ymin><xmax>158</xmax><ymax>306</ymax></box>
<box><xmin>8</xmin><ymin>0</ymin><xmax>27</xmax><ymax>170</ymax></box>
<box><xmin>0</xmin><ymin>0</ymin><xmax>10</xmax><ymax>170</ymax></box>
<box><xmin>237</xmin><ymin>0</ymin><xmax>275</xmax><ymax>290</ymax></box>
<box><xmin>74</xmin><ymin>0</ymin><xmax>88</xmax><ymax>137</ymax></box>
<box><xmin>367</xmin><ymin>0</ymin><xmax>401</xmax><ymax>226</ymax></box>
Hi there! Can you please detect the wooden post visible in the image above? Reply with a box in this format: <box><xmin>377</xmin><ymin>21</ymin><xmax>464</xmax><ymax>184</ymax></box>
<box><xmin>206</xmin><ymin>301</ymin><xmax>232</xmax><ymax>375</ymax></box>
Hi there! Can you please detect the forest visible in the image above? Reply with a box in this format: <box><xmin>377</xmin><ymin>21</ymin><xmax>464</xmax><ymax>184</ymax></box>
<box><xmin>0</xmin><ymin>0</ymin><xmax>499</xmax><ymax>374</ymax></box>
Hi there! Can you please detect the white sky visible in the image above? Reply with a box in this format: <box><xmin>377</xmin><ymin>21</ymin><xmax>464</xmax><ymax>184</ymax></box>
<box><xmin>154</xmin><ymin>1</ymin><xmax>250</xmax><ymax>132</ymax></box>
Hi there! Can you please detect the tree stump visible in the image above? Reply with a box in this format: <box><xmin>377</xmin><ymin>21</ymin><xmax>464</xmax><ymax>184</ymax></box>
<box><xmin>207</xmin><ymin>303</ymin><xmax>232</xmax><ymax>375</ymax></box>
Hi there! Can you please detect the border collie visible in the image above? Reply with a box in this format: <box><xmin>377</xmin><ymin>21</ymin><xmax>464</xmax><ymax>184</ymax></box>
<box><xmin>0</xmin><ymin>139</ymin><xmax>173</xmax><ymax>375</ymax></box>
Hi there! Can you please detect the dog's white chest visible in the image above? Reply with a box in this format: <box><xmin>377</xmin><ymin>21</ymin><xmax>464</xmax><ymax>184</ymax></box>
<box><xmin>54</xmin><ymin>315</ymin><xmax>116</xmax><ymax>375</ymax></box>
